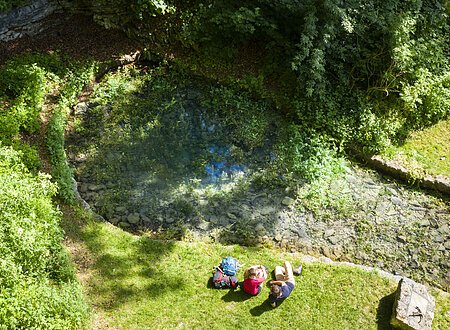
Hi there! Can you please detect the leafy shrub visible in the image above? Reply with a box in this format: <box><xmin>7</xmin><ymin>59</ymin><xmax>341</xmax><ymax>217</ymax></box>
<box><xmin>0</xmin><ymin>53</ymin><xmax>96</xmax><ymax>201</ymax></box>
<box><xmin>46</xmin><ymin>61</ymin><xmax>97</xmax><ymax>203</ymax></box>
<box><xmin>401</xmin><ymin>72</ymin><xmax>450</xmax><ymax>129</ymax></box>
<box><xmin>0</xmin><ymin>146</ymin><xmax>89</xmax><ymax>328</ymax></box>
<box><xmin>200</xmin><ymin>86</ymin><xmax>270</xmax><ymax>152</ymax></box>
<box><xmin>177</xmin><ymin>0</ymin><xmax>450</xmax><ymax>154</ymax></box>
<box><xmin>272</xmin><ymin>124</ymin><xmax>352</xmax><ymax>213</ymax></box>
<box><xmin>0</xmin><ymin>0</ymin><xmax>29</xmax><ymax>12</ymax></box>
<box><xmin>180</xmin><ymin>3</ymin><xmax>273</xmax><ymax>48</ymax></box>
<box><xmin>275</xmin><ymin>124</ymin><xmax>345</xmax><ymax>183</ymax></box>
<box><xmin>46</xmin><ymin>106</ymin><xmax>76</xmax><ymax>203</ymax></box>
<box><xmin>59</xmin><ymin>61</ymin><xmax>97</xmax><ymax>106</ymax></box>
<box><xmin>11</xmin><ymin>140</ymin><xmax>41</xmax><ymax>173</ymax></box>
<box><xmin>0</xmin><ymin>146</ymin><xmax>60</xmax><ymax>277</ymax></box>
<box><xmin>82</xmin><ymin>0</ymin><xmax>175</xmax><ymax>40</ymax></box>
<box><xmin>0</xmin><ymin>279</ymin><xmax>88</xmax><ymax>329</ymax></box>
<box><xmin>0</xmin><ymin>62</ymin><xmax>47</xmax><ymax>140</ymax></box>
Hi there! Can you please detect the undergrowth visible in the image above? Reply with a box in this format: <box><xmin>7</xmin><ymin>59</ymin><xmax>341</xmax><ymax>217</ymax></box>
<box><xmin>46</xmin><ymin>60</ymin><xmax>97</xmax><ymax>203</ymax></box>
<box><xmin>0</xmin><ymin>52</ymin><xmax>95</xmax><ymax>328</ymax></box>
<box><xmin>0</xmin><ymin>146</ymin><xmax>89</xmax><ymax>328</ymax></box>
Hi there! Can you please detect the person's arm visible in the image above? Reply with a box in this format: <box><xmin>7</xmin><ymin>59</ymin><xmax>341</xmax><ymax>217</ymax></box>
<box><xmin>256</xmin><ymin>266</ymin><xmax>267</xmax><ymax>279</ymax></box>
<box><xmin>269</xmin><ymin>280</ymin><xmax>286</xmax><ymax>286</ymax></box>
<box><xmin>257</xmin><ymin>276</ymin><xmax>265</xmax><ymax>284</ymax></box>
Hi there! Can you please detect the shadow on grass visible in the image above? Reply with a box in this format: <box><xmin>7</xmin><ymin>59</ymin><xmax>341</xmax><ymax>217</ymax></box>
<box><xmin>376</xmin><ymin>292</ymin><xmax>395</xmax><ymax>330</ymax></box>
<box><xmin>62</xmin><ymin>210</ymin><xmax>183</xmax><ymax>310</ymax></box>
<box><xmin>249</xmin><ymin>299</ymin><xmax>275</xmax><ymax>316</ymax></box>
<box><xmin>221</xmin><ymin>288</ymin><xmax>253</xmax><ymax>302</ymax></box>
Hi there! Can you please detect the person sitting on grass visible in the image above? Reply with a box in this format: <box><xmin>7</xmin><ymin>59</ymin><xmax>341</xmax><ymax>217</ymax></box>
<box><xmin>243</xmin><ymin>265</ymin><xmax>268</xmax><ymax>296</ymax></box>
<box><xmin>269</xmin><ymin>261</ymin><xmax>299</xmax><ymax>307</ymax></box>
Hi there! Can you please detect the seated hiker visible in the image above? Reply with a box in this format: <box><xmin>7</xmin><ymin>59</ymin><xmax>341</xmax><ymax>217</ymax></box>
<box><xmin>268</xmin><ymin>261</ymin><xmax>298</xmax><ymax>307</ymax></box>
<box><xmin>243</xmin><ymin>265</ymin><xmax>268</xmax><ymax>296</ymax></box>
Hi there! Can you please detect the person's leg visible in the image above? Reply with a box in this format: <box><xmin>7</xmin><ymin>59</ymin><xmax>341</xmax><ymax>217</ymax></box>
<box><xmin>274</xmin><ymin>265</ymin><xmax>285</xmax><ymax>281</ymax></box>
<box><xmin>284</xmin><ymin>261</ymin><xmax>295</xmax><ymax>284</ymax></box>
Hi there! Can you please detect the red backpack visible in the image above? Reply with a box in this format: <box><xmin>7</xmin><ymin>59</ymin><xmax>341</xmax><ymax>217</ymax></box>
<box><xmin>212</xmin><ymin>266</ymin><xmax>238</xmax><ymax>289</ymax></box>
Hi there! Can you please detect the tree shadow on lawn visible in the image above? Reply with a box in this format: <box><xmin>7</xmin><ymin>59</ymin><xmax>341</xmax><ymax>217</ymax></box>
<box><xmin>376</xmin><ymin>292</ymin><xmax>395</xmax><ymax>330</ymax></box>
<box><xmin>64</xmin><ymin>214</ymin><xmax>184</xmax><ymax>311</ymax></box>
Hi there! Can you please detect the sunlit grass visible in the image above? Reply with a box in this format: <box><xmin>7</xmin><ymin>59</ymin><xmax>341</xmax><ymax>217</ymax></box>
<box><xmin>384</xmin><ymin>117</ymin><xmax>450</xmax><ymax>177</ymax></box>
<box><xmin>434</xmin><ymin>289</ymin><xmax>450</xmax><ymax>329</ymax></box>
<box><xmin>62</xmin><ymin>208</ymin><xmax>450</xmax><ymax>329</ymax></box>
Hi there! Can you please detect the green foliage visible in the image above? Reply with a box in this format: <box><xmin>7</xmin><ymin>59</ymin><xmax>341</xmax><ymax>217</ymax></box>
<box><xmin>59</xmin><ymin>61</ymin><xmax>98</xmax><ymax>106</ymax></box>
<box><xmin>0</xmin><ymin>61</ymin><xmax>47</xmax><ymax>140</ymax></box>
<box><xmin>0</xmin><ymin>0</ymin><xmax>29</xmax><ymax>12</ymax></box>
<box><xmin>47</xmin><ymin>106</ymin><xmax>76</xmax><ymax>203</ymax></box>
<box><xmin>401</xmin><ymin>72</ymin><xmax>450</xmax><ymax>128</ymax></box>
<box><xmin>0</xmin><ymin>146</ymin><xmax>89</xmax><ymax>328</ymax></box>
<box><xmin>46</xmin><ymin>61</ymin><xmax>97</xmax><ymax>203</ymax></box>
<box><xmin>177</xmin><ymin>0</ymin><xmax>450</xmax><ymax>153</ymax></box>
<box><xmin>0</xmin><ymin>280</ymin><xmax>88</xmax><ymax>329</ymax></box>
<box><xmin>200</xmin><ymin>86</ymin><xmax>270</xmax><ymax>152</ymax></box>
<box><xmin>0</xmin><ymin>146</ymin><xmax>59</xmax><ymax>279</ymax></box>
<box><xmin>0</xmin><ymin>52</ymin><xmax>96</xmax><ymax>201</ymax></box>
<box><xmin>11</xmin><ymin>141</ymin><xmax>41</xmax><ymax>173</ymax></box>
<box><xmin>275</xmin><ymin>124</ymin><xmax>345</xmax><ymax>183</ymax></box>
<box><xmin>272</xmin><ymin>124</ymin><xmax>351</xmax><ymax>213</ymax></box>
<box><xmin>83</xmin><ymin>0</ymin><xmax>175</xmax><ymax>41</ymax></box>
<box><xmin>180</xmin><ymin>3</ymin><xmax>272</xmax><ymax>47</ymax></box>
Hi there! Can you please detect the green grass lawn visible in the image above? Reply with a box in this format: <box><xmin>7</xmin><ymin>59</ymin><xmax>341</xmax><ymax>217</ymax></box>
<box><xmin>63</xmin><ymin>208</ymin><xmax>450</xmax><ymax>329</ymax></box>
<box><xmin>384</xmin><ymin>117</ymin><xmax>450</xmax><ymax>178</ymax></box>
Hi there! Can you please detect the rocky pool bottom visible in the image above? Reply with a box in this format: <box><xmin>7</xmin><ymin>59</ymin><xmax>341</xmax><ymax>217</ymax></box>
<box><xmin>72</xmin><ymin>157</ymin><xmax>450</xmax><ymax>290</ymax></box>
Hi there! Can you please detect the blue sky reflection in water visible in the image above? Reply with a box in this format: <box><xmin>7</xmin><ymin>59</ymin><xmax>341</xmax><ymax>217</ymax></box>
<box><xmin>203</xmin><ymin>145</ymin><xmax>247</xmax><ymax>186</ymax></box>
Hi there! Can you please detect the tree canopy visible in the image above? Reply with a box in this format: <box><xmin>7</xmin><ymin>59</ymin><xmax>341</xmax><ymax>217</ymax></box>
<box><xmin>77</xmin><ymin>0</ymin><xmax>450</xmax><ymax>152</ymax></box>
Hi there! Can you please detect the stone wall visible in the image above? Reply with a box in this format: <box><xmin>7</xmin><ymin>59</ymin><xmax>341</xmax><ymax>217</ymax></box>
<box><xmin>0</xmin><ymin>0</ymin><xmax>75</xmax><ymax>42</ymax></box>
<box><xmin>368</xmin><ymin>155</ymin><xmax>450</xmax><ymax>196</ymax></box>
<box><xmin>0</xmin><ymin>0</ymin><xmax>131</xmax><ymax>43</ymax></box>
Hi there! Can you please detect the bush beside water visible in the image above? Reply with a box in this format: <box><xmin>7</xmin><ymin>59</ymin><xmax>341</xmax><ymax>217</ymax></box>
<box><xmin>0</xmin><ymin>146</ymin><xmax>89</xmax><ymax>328</ymax></box>
<box><xmin>0</xmin><ymin>53</ymin><xmax>93</xmax><ymax>328</ymax></box>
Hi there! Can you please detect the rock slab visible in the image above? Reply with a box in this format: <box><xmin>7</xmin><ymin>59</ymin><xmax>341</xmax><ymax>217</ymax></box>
<box><xmin>391</xmin><ymin>278</ymin><xmax>435</xmax><ymax>330</ymax></box>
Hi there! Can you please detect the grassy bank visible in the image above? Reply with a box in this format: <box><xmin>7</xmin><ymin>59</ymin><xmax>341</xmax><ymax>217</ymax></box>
<box><xmin>384</xmin><ymin>117</ymin><xmax>450</xmax><ymax>178</ymax></box>
<box><xmin>63</xmin><ymin>208</ymin><xmax>450</xmax><ymax>329</ymax></box>
<box><xmin>0</xmin><ymin>53</ymin><xmax>95</xmax><ymax>329</ymax></box>
<box><xmin>0</xmin><ymin>147</ymin><xmax>89</xmax><ymax>328</ymax></box>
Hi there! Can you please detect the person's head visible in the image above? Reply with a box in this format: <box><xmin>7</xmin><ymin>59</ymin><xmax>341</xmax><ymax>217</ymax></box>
<box><xmin>270</xmin><ymin>284</ymin><xmax>281</xmax><ymax>298</ymax></box>
<box><xmin>248</xmin><ymin>267</ymin><xmax>258</xmax><ymax>277</ymax></box>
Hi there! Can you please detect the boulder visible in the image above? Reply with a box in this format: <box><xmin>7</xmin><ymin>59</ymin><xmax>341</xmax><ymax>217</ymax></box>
<box><xmin>127</xmin><ymin>213</ymin><xmax>140</xmax><ymax>224</ymax></box>
<box><xmin>281</xmin><ymin>196</ymin><xmax>295</xmax><ymax>206</ymax></box>
<box><xmin>391</xmin><ymin>278</ymin><xmax>435</xmax><ymax>330</ymax></box>
<box><xmin>260</xmin><ymin>206</ymin><xmax>275</xmax><ymax>216</ymax></box>
<box><xmin>255</xmin><ymin>222</ymin><xmax>265</xmax><ymax>234</ymax></box>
